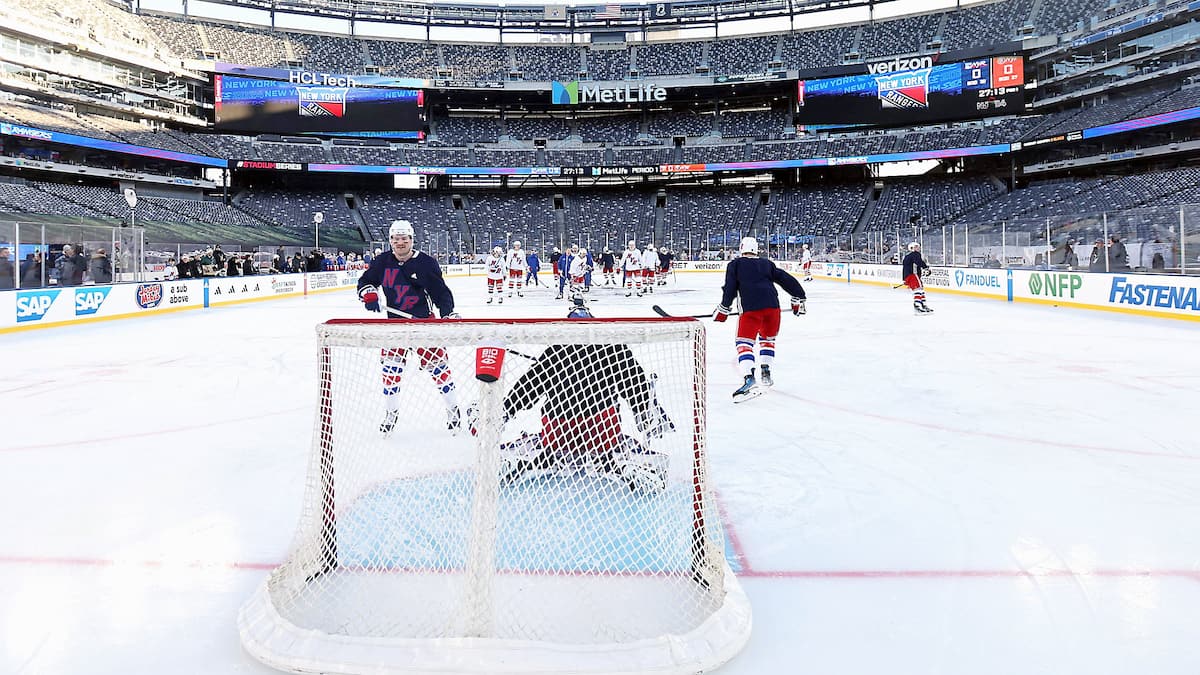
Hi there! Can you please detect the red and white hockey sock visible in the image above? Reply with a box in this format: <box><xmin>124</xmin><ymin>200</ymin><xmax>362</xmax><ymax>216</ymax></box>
<box><xmin>735</xmin><ymin>338</ymin><xmax>755</xmax><ymax>377</ymax></box>
<box><xmin>757</xmin><ymin>336</ymin><xmax>776</xmax><ymax>365</ymax></box>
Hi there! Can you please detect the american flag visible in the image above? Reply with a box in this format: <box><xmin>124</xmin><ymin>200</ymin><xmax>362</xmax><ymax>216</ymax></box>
<box><xmin>594</xmin><ymin>3</ymin><xmax>622</xmax><ymax>19</ymax></box>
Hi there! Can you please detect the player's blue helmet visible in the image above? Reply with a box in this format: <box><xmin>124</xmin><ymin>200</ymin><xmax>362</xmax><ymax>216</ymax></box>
<box><xmin>567</xmin><ymin>297</ymin><xmax>592</xmax><ymax>319</ymax></box>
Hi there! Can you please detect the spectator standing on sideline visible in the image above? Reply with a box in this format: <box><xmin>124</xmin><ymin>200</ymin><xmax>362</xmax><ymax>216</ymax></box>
<box><xmin>55</xmin><ymin>244</ymin><xmax>86</xmax><ymax>286</ymax></box>
<box><xmin>1088</xmin><ymin>239</ymin><xmax>1105</xmax><ymax>272</ymax></box>
<box><xmin>275</xmin><ymin>246</ymin><xmax>286</xmax><ymax>270</ymax></box>
<box><xmin>212</xmin><ymin>244</ymin><xmax>227</xmax><ymax>272</ymax></box>
<box><xmin>226</xmin><ymin>254</ymin><xmax>241</xmax><ymax>277</ymax></box>
<box><xmin>242</xmin><ymin>254</ymin><xmax>257</xmax><ymax>276</ymax></box>
<box><xmin>163</xmin><ymin>257</ymin><xmax>178</xmax><ymax>281</ymax></box>
<box><xmin>21</xmin><ymin>251</ymin><xmax>45</xmax><ymax>288</ymax></box>
<box><xmin>0</xmin><ymin>247</ymin><xmax>14</xmax><ymax>290</ymax></box>
<box><xmin>88</xmin><ymin>248</ymin><xmax>113</xmax><ymax>284</ymax></box>
<box><xmin>1108</xmin><ymin>234</ymin><xmax>1129</xmax><ymax>271</ymax></box>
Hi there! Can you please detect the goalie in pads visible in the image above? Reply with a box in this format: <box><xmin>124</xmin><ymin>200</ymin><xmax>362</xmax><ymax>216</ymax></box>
<box><xmin>484</xmin><ymin>300</ymin><xmax>674</xmax><ymax>494</ymax></box>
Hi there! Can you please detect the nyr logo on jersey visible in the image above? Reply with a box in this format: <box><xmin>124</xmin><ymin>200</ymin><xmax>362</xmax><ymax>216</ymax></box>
<box><xmin>381</xmin><ymin>269</ymin><xmax>421</xmax><ymax>312</ymax></box>
<box><xmin>136</xmin><ymin>283</ymin><xmax>164</xmax><ymax>308</ymax></box>
<box><xmin>15</xmin><ymin>289</ymin><xmax>62</xmax><ymax>322</ymax></box>
<box><xmin>75</xmin><ymin>287</ymin><xmax>112</xmax><ymax>316</ymax></box>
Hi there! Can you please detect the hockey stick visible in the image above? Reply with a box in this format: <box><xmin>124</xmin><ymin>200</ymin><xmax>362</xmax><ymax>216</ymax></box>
<box><xmin>652</xmin><ymin>304</ymin><xmax>740</xmax><ymax>319</ymax></box>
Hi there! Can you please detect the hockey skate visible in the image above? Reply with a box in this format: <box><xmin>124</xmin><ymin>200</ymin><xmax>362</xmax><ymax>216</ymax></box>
<box><xmin>498</xmin><ymin>296</ymin><xmax>504</xmax><ymax>304</ymax></box>
<box><xmin>518</xmin><ymin>291</ymin><xmax>524</xmax><ymax>297</ymax></box>
<box><xmin>555</xmin><ymin>292</ymin><xmax>563</xmax><ymax>300</ymax></box>
<box><xmin>446</xmin><ymin>406</ymin><xmax>462</xmax><ymax>434</ymax></box>
<box><xmin>380</xmin><ymin>409</ymin><xmax>399</xmax><ymax>437</ymax></box>
<box><xmin>914</xmin><ymin>301</ymin><xmax>934</xmax><ymax>315</ymax></box>
<box><xmin>732</xmin><ymin>372</ymin><xmax>763</xmax><ymax>403</ymax></box>
<box><xmin>760</xmin><ymin>364</ymin><xmax>774</xmax><ymax>387</ymax></box>
<box><xmin>487</xmin><ymin>296</ymin><xmax>494</xmax><ymax>304</ymax></box>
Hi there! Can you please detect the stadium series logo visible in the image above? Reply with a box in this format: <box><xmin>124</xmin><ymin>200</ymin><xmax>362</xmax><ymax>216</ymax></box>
<box><xmin>298</xmin><ymin>87</ymin><xmax>348</xmax><ymax>117</ymax></box>
<box><xmin>874</xmin><ymin>69</ymin><xmax>932</xmax><ymax>109</ymax></box>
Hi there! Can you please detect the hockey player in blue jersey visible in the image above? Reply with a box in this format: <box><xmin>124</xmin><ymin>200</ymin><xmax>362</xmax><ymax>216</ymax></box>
<box><xmin>357</xmin><ymin>219</ymin><xmax>463</xmax><ymax>436</ymax></box>
<box><xmin>714</xmin><ymin>236</ymin><xmax>807</xmax><ymax>402</ymax></box>
<box><xmin>486</xmin><ymin>298</ymin><xmax>674</xmax><ymax>494</ymax></box>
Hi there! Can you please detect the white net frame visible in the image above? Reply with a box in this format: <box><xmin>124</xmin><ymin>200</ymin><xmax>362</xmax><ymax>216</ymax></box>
<box><xmin>239</xmin><ymin>318</ymin><xmax>752</xmax><ymax>675</ymax></box>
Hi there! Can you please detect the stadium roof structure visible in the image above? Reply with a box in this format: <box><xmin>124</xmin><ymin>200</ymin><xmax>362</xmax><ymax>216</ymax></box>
<box><xmin>163</xmin><ymin>0</ymin><xmax>910</xmax><ymax>34</ymax></box>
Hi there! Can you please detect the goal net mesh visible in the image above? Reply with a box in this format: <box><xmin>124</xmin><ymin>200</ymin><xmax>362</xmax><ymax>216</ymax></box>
<box><xmin>239</xmin><ymin>318</ymin><xmax>751</xmax><ymax>674</ymax></box>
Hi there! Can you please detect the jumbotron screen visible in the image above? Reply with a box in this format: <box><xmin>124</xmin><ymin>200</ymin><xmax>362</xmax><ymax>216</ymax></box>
<box><xmin>214</xmin><ymin>75</ymin><xmax>424</xmax><ymax>135</ymax></box>
<box><xmin>796</xmin><ymin>56</ymin><xmax>1025</xmax><ymax>126</ymax></box>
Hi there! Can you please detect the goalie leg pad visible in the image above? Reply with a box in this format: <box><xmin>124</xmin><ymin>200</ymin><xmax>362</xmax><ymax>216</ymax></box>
<box><xmin>612</xmin><ymin>435</ymin><xmax>668</xmax><ymax>495</ymax></box>
<box><xmin>498</xmin><ymin>432</ymin><xmax>552</xmax><ymax>485</ymax></box>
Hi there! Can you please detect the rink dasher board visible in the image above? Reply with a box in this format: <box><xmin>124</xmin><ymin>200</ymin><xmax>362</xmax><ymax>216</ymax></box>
<box><xmin>0</xmin><ymin>271</ymin><xmax>357</xmax><ymax>333</ymax></box>
<box><xmin>847</xmin><ymin>263</ymin><xmax>1200</xmax><ymax>321</ymax></box>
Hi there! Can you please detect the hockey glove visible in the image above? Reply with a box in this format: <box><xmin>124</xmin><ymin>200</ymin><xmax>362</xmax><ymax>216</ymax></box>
<box><xmin>359</xmin><ymin>286</ymin><xmax>381</xmax><ymax>313</ymax></box>
<box><xmin>713</xmin><ymin>304</ymin><xmax>732</xmax><ymax>322</ymax></box>
<box><xmin>791</xmin><ymin>297</ymin><xmax>806</xmax><ymax>316</ymax></box>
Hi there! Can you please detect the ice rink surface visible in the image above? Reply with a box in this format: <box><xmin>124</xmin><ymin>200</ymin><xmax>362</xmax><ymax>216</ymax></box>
<box><xmin>3</xmin><ymin>269</ymin><xmax>1200</xmax><ymax>675</ymax></box>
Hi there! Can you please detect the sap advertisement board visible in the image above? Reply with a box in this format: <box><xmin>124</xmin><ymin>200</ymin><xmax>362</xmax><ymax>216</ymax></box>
<box><xmin>2</xmin><ymin>280</ymin><xmax>206</xmax><ymax>329</ymax></box>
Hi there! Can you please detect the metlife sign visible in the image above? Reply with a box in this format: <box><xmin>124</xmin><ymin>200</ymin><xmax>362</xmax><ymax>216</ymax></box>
<box><xmin>551</xmin><ymin>81</ymin><xmax>667</xmax><ymax>105</ymax></box>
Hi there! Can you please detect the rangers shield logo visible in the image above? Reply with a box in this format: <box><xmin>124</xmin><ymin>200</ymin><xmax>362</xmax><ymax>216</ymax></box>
<box><xmin>875</xmin><ymin>69</ymin><xmax>931</xmax><ymax>109</ymax></box>
<box><xmin>298</xmin><ymin>87</ymin><xmax>348</xmax><ymax>117</ymax></box>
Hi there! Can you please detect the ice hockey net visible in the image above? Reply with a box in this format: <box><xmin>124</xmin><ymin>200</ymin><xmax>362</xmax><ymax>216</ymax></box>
<box><xmin>239</xmin><ymin>318</ymin><xmax>751</xmax><ymax>674</ymax></box>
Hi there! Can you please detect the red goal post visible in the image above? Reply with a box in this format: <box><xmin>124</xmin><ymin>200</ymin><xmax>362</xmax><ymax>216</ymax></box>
<box><xmin>239</xmin><ymin>317</ymin><xmax>751</xmax><ymax>675</ymax></box>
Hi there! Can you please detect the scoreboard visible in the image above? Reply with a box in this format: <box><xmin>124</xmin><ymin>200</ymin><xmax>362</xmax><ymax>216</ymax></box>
<box><xmin>214</xmin><ymin>75</ymin><xmax>424</xmax><ymax>137</ymax></box>
<box><xmin>797</xmin><ymin>56</ymin><xmax>1025</xmax><ymax>126</ymax></box>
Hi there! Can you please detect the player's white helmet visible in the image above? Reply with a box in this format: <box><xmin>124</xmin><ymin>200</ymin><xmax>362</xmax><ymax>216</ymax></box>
<box><xmin>628</xmin><ymin>240</ymin><xmax>636</xmax><ymax>249</ymax></box>
<box><xmin>492</xmin><ymin>246</ymin><xmax>503</xmax><ymax>256</ymax></box>
<box><xmin>739</xmin><ymin>236</ymin><xmax>759</xmax><ymax>255</ymax></box>
<box><xmin>802</xmin><ymin>243</ymin><xmax>810</xmax><ymax>249</ymax></box>
<box><xmin>908</xmin><ymin>241</ymin><xmax>921</xmax><ymax>251</ymax></box>
<box><xmin>389</xmin><ymin>220</ymin><xmax>414</xmax><ymax>238</ymax></box>
<box><xmin>513</xmin><ymin>240</ymin><xmax>521</xmax><ymax>248</ymax></box>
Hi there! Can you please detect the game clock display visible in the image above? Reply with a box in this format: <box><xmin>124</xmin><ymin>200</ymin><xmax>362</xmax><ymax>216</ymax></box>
<box><xmin>797</xmin><ymin>56</ymin><xmax>1025</xmax><ymax>126</ymax></box>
